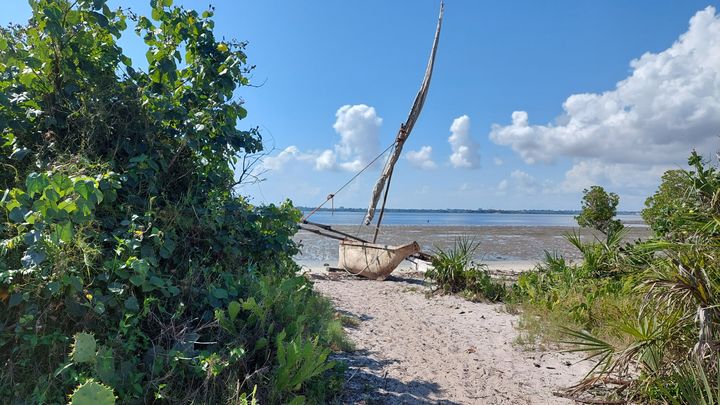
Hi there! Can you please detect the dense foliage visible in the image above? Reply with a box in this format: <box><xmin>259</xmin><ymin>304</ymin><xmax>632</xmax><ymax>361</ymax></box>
<box><xmin>0</xmin><ymin>1</ymin><xmax>344</xmax><ymax>403</ymax></box>
<box><xmin>575</xmin><ymin>185</ymin><xmax>623</xmax><ymax>236</ymax></box>
<box><xmin>513</xmin><ymin>152</ymin><xmax>720</xmax><ymax>403</ymax></box>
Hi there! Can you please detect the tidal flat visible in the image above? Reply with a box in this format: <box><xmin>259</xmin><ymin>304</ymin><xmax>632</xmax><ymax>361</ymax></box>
<box><xmin>295</xmin><ymin>224</ymin><xmax>650</xmax><ymax>266</ymax></box>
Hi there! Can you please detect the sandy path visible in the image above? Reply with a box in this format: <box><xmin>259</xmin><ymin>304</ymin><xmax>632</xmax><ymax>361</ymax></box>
<box><xmin>309</xmin><ymin>264</ymin><xmax>590</xmax><ymax>404</ymax></box>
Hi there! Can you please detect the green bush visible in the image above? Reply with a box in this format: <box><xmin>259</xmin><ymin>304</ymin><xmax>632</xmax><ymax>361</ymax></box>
<box><xmin>517</xmin><ymin>152</ymin><xmax>720</xmax><ymax>402</ymax></box>
<box><xmin>512</xmin><ymin>251</ymin><xmax>636</xmax><ymax>337</ymax></box>
<box><xmin>575</xmin><ymin>186</ymin><xmax>624</xmax><ymax>236</ymax></box>
<box><xmin>0</xmin><ymin>1</ymin><xmax>343</xmax><ymax>403</ymax></box>
<box><xmin>426</xmin><ymin>237</ymin><xmax>507</xmax><ymax>302</ymax></box>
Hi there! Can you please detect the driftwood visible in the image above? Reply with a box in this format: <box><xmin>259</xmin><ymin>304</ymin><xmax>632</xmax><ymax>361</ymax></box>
<box><xmin>363</xmin><ymin>2</ymin><xmax>444</xmax><ymax>226</ymax></box>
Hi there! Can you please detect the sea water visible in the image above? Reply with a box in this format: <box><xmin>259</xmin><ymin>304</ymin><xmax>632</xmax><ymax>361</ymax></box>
<box><xmin>302</xmin><ymin>210</ymin><xmax>644</xmax><ymax>227</ymax></box>
<box><xmin>295</xmin><ymin>211</ymin><xmax>648</xmax><ymax>266</ymax></box>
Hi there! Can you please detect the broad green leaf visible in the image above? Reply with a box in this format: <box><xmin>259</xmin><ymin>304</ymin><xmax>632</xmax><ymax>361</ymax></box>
<box><xmin>47</xmin><ymin>281</ymin><xmax>61</xmax><ymax>294</ymax></box>
<box><xmin>149</xmin><ymin>276</ymin><xmax>164</xmax><ymax>287</ymax></box>
<box><xmin>124</xmin><ymin>296</ymin><xmax>139</xmax><ymax>311</ymax></box>
<box><xmin>159</xmin><ymin>237</ymin><xmax>176</xmax><ymax>258</ymax></box>
<box><xmin>228</xmin><ymin>301</ymin><xmax>241</xmax><ymax>321</ymax></box>
<box><xmin>50</xmin><ymin>175</ymin><xmax>73</xmax><ymax>194</ymax></box>
<box><xmin>129</xmin><ymin>274</ymin><xmax>145</xmax><ymax>286</ymax></box>
<box><xmin>26</xmin><ymin>173</ymin><xmax>49</xmax><ymax>197</ymax></box>
<box><xmin>43</xmin><ymin>187</ymin><xmax>60</xmax><ymax>203</ymax></box>
<box><xmin>130</xmin><ymin>258</ymin><xmax>150</xmax><ymax>275</ymax></box>
<box><xmin>56</xmin><ymin>221</ymin><xmax>73</xmax><ymax>244</ymax></box>
<box><xmin>74</xmin><ymin>180</ymin><xmax>95</xmax><ymax>200</ymax></box>
<box><xmin>8</xmin><ymin>207</ymin><xmax>29</xmax><ymax>223</ymax></box>
<box><xmin>212</xmin><ymin>288</ymin><xmax>228</xmax><ymax>299</ymax></box>
<box><xmin>58</xmin><ymin>199</ymin><xmax>77</xmax><ymax>213</ymax></box>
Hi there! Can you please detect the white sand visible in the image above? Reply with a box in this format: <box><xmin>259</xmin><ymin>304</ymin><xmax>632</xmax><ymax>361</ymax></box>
<box><xmin>307</xmin><ymin>264</ymin><xmax>590</xmax><ymax>404</ymax></box>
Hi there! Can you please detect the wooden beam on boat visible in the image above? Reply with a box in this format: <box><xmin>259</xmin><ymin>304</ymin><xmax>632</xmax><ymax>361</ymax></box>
<box><xmin>298</xmin><ymin>221</ymin><xmax>370</xmax><ymax>243</ymax></box>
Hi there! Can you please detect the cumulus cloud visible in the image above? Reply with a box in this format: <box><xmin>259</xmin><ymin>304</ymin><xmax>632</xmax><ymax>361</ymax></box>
<box><xmin>496</xmin><ymin>170</ymin><xmax>558</xmax><ymax>195</ymax></box>
<box><xmin>314</xmin><ymin>149</ymin><xmax>336</xmax><ymax>171</ymax></box>
<box><xmin>560</xmin><ymin>160</ymin><xmax>671</xmax><ymax>192</ymax></box>
<box><xmin>497</xmin><ymin>179</ymin><xmax>508</xmax><ymax>191</ymax></box>
<box><xmin>406</xmin><ymin>146</ymin><xmax>437</xmax><ymax>169</ymax></box>
<box><xmin>490</xmin><ymin>6</ymin><xmax>720</xmax><ymax>191</ymax></box>
<box><xmin>328</xmin><ymin>104</ymin><xmax>383</xmax><ymax>171</ymax></box>
<box><xmin>262</xmin><ymin>146</ymin><xmax>315</xmax><ymax>171</ymax></box>
<box><xmin>261</xmin><ymin>104</ymin><xmax>382</xmax><ymax>172</ymax></box>
<box><xmin>448</xmin><ymin>115</ymin><xmax>481</xmax><ymax>169</ymax></box>
<box><xmin>509</xmin><ymin>170</ymin><xmax>542</xmax><ymax>194</ymax></box>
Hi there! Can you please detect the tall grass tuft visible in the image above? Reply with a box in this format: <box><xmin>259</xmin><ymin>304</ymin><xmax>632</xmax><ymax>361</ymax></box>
<box><xmin>425</xmin><ymin>237</ymin><xmax>507</xmax><ymax>302</ymax></box>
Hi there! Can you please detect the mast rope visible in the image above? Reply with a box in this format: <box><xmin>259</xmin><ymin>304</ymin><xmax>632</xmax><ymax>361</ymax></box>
<box><xmin>301</xmin><ymin>141</ymin><xmax>396</xmax><ymax>222</ymax></box>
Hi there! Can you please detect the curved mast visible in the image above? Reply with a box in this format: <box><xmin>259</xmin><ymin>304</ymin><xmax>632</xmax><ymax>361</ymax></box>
<box><xmin>363</xmin><ymin>1</ymin><xmax>444</xmax><ymax>228</ymax></box>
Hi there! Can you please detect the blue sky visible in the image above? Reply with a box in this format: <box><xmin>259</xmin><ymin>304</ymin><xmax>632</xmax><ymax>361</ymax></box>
<box><xmin>3</xmin><ymin>1</ymin><xmax>719</xmax><ymax>210</ymax></box>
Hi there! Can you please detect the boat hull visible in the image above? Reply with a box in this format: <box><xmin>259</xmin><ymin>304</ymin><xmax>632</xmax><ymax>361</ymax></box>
<box><xmin>338</xmin><ymin>240</ymin><xmax>421</xmax><ymax>280</ymax></box>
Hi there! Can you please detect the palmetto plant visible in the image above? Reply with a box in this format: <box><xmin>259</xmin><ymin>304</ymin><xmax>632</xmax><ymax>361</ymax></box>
<box><xmin>565</xmin><ymin>227</ymin><xmax>627</xmax><ymax>279</ymax></box>
<box><xmin>425</xmin><ymin>237</ymin><xmax>507</xmax><ymax>302</ymax></box>
<box><xmin>563</xmin><ymin>152</ymin><xmax>720</xmax><ymax>402</ymax></box>
<box><xmin>427</xmin><ymin>236</ymin><xmax>481</xmax><ymax>294</ymax></box>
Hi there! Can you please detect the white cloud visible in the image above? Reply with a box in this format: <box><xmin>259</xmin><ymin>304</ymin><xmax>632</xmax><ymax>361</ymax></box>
<box><xmin>448</xmin><ymin>115</ymin><xmax>481</xmax><ymax>169</ymax></box>
<box><xmin>329</xmin><ymin>104</ymin><xmax>382</xmax><ymax>171</ymax></box>
<box><xmin>261</xmin><ymin>104</ymin><xmax>382</xmax><ymax>172</ymax></box>
<box><xmin>510</xmin><ymin>170</ymin><xmax>541</xmax><ymax>194</ymax></box>
<box><xmin>561</xmin><ymin>160</ymin><xmax>671</xmax><ymax>193</ymax></box>
<box><xmin>490</xmin><ymin>6</ymin><xmax>720</xmax><ymax>191</ymax></box>
<box><xmin>262</xmin><ymin>146</ymin><xmax>315</xmax><ymax>171</ymax></box>
<box><xmin>497</xmin><ymin>179</ymin><xmax>508</xmax><ymax>191</ymax></box>
<box><xmin>406</xmin><ymin>146</ymin><xmax>437</xmax><ymax>169</ymax></box>
<box><xmin>314</xmin><ymin>149</ymin><xmax>336</xmax><ymax>171</ymax></box>
<box><xmin>493</xmin><ymin>157</ymin><xmax>504</xmax><ymax>166</ymax></box>
<box><xmin>495</xmin><ymin>170</ymin><xmax>559</xmax><ymax>195</ymax></box>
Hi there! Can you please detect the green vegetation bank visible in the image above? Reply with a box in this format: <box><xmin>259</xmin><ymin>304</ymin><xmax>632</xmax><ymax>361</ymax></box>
<box><xmin>0</xmin><ymin>1</ymin><xmax>345</xmax><ymax>403</ymax></box>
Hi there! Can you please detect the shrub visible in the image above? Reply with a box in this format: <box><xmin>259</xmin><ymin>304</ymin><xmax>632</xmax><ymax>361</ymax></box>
<box><xmin>553</xmin><ymin>152</ymin><xmax>720</xmax><ymax>402</ymax></box>
<box><xmin>512</xmin><ymin>251</ymin><xmax>637</xmax><ymax>337</ymax></box>
<box><xmin>575</xmin><ymin>186</ymin><xmax>623</xmax><ymax>236</ymax></box>
<box><xmin>0</xmin><ymin>1</ymin><xmax>343</xmax><ymax>403</ymax></box>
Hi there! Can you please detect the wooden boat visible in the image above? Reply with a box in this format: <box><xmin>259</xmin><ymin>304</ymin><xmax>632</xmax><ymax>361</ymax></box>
<box><xmin>338</xmin><ymin>240</ymin><xmax>421</xmax><ymax>280</ymax></box>
<box><xmin>299</xmin><ymin>2</ymin><xmax>443</xmax><ymax>280</ymax></box>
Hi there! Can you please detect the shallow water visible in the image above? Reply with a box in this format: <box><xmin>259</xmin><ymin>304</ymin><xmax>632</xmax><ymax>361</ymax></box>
<box><xmin>294</xmin><ymin>224</ymin><xmax>650</xmax><ymax>266</ymax></box>
<box><xmin>302</xmin><ymin>210</ymin><xmax>645</xmax><ymax>227</ymax></box>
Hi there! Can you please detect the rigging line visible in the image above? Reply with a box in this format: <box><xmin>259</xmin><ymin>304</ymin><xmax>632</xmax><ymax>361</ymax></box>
<box><xmin>302</xmin><ymin>140</ymin><xmax>397</xmax><ymax>222</ymax></box>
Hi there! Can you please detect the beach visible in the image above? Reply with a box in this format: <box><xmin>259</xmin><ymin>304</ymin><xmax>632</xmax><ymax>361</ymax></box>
<box><xmin>298</xmin><ymin>224</ymin><xmax>649</xmax><ymax>403</ymax></box>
